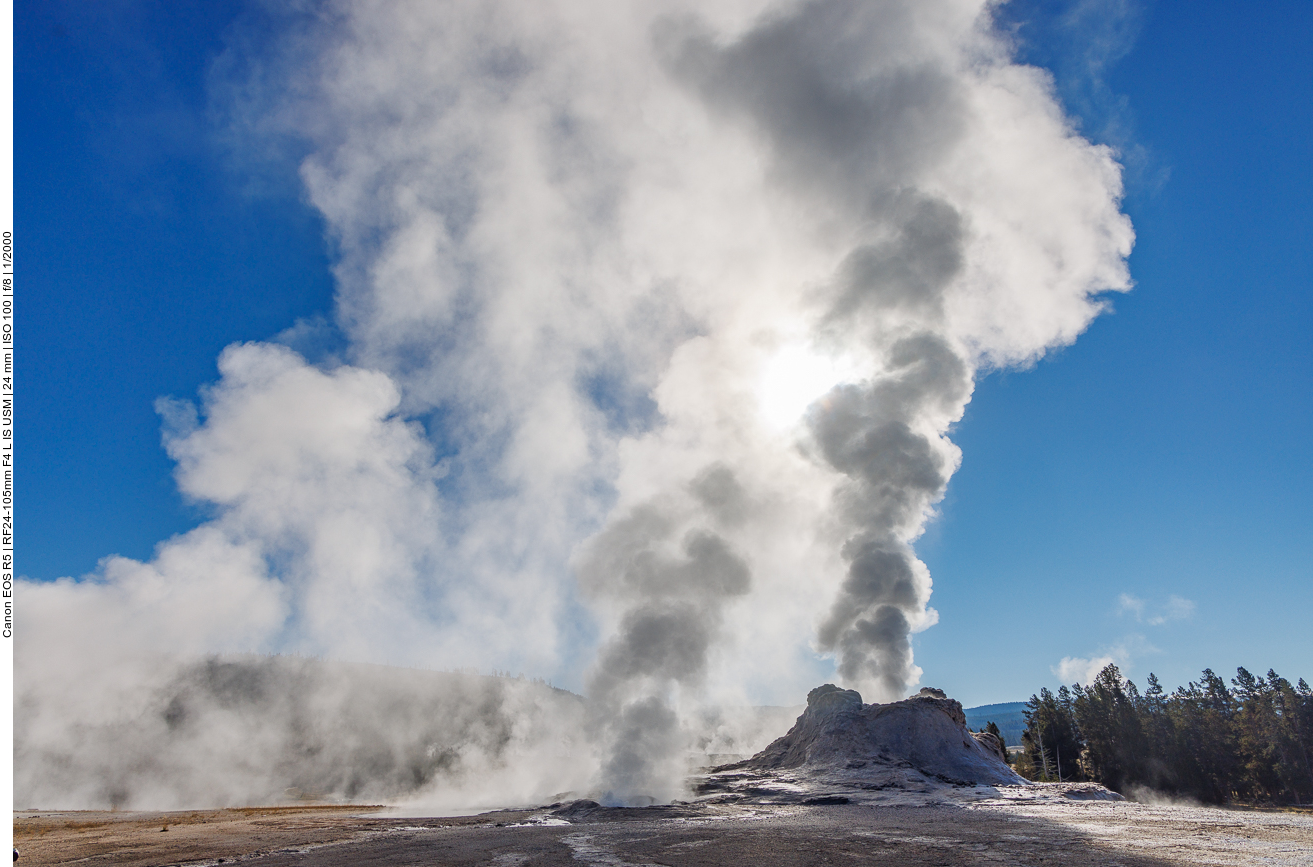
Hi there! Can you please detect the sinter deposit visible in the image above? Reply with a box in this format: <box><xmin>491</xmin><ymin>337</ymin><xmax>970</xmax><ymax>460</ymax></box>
<box><xmin>747</xmin><ymin>685</ymin><xmax>1022</xmax><ymax>785</ymax></box>
<box><xmin>695</xmin><ymin>685</ymin><xmax>1121</xmax><ymax>806</ymax></box>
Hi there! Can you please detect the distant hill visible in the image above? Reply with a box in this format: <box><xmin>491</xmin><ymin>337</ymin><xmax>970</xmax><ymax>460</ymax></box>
<box><xmin>963</xmin><ymin>702</ymin><xmax>1027</xmax><ymax>749</ymax></box>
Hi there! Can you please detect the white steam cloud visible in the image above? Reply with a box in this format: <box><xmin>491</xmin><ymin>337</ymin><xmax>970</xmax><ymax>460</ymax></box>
<box><xmin>1054</xmin><ymin>654</ymin><xmax>1121</xmax><ymax>687</ymax></box>
<box><xmin>19</xmin><ymin>0</ymin><xmax>1132</xmax><ymax>808</ymax></box>
<box><xmin>1054</xmin><ymin>632</ymin><xmax>1161</xmax><ymax>687</ymax></box>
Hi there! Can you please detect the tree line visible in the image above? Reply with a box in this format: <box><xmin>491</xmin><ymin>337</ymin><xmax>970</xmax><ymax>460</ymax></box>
<box><xmin>1008</xmin><ymin>663</ymin><xmax>1313</xmax><ymax>805</ymax></box>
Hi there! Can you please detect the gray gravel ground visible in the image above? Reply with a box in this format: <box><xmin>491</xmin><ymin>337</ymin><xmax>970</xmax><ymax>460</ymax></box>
<box><xmin>248</xmin><ymin>802</ymin><xmax>1313</xmax><ymax>867</ymax></box>
<box><xmin>19</xmin><ymin>799</ymin><xmax>1310</xmax><ymax>867</ymax></box>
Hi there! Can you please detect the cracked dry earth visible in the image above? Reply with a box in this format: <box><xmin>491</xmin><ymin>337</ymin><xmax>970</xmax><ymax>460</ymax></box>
<box><xmin>14</xmin><ymin>799</ymin><xmax>1313</xmax><ymax>866</ymax></box>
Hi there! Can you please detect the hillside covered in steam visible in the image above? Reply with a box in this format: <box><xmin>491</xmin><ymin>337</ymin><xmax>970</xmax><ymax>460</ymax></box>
<box><xmin>17</xmin><ymin>655</ymin><xmax>587</xmax><ymax>811</ymax></box>
<box><xmin>20</xmin><ymin>0</ymin><xmax>1133</xmax><ymax>808</ymax></box>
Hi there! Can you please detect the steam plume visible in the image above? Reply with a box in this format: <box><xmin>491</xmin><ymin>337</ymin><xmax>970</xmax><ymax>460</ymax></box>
<box><xmin>18</xmin><ymin>0</ymin><xmax>1131</xmax><ymax>808</ymax></box>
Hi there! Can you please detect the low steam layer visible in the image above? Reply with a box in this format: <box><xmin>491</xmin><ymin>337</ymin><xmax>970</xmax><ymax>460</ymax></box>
<box><xmin>19</xmin><ymin>0</ymin><xmax>1132</xmax><ymax>808</ymax></box>
<box><xmin>16</xmin><ymin>655</ymin><xmax>591</xmax><ymax>811</ymax></box>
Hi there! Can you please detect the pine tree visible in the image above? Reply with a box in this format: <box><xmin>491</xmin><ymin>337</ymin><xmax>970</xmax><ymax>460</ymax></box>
<box><xmin>1021</xmin><ymin>688</ymin><xmax>1082</xmax><ymax>781</ymax></box>
<box><xmin>1231</xmin><ymin>668</ymin><xmax>1313</xmax><ymax>803</ymax></box>
<box><xmin>1138</xmin><ymin>672</ymin><xmax>1180</xmax><ymax>791</ymax></box>
<box><xmin>1072</xmin><ymin>664</ymin><xmax>1144</xmax><ymax>792</ymax></box>
<box><xmin>1168</xmin><ymin>669</ymin><xmax>1239</xmax><ymax>802</ymax></box>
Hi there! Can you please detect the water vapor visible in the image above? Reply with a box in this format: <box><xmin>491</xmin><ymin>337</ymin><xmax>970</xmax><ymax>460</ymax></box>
<box><xmin>19</xmin><ymin>0</ymin><xmax>1133</xmax><ymax>808</ymax></box>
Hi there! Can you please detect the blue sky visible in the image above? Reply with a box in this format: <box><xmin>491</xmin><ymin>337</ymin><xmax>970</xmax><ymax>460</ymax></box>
<box><xmin>19</xmin><ymin>1</ymin><xmax>335</xmax><ymax>573</ymax></box>
<box><xmin>18</xmin><ymin>0</ymin><xmax>1312</xmax><ymax>707</ymax></box>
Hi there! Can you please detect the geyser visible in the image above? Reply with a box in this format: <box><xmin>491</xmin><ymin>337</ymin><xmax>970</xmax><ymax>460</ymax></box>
<box><xmin>740</xmin><ymin>684</ymin><xmax>1024</xmax><ymax>787</ymax></box>
<box><xmin>19</xmin><ymin>0</ymin><xmax>1133</xmax><ymax>809</ymax></box>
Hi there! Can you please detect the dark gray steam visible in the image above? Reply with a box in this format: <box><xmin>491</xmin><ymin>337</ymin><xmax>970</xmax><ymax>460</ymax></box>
<box><xmin>576</xmin><ymin>486</ymin><xmax>754</xmax><ymax>802</ymax></box>
<box><xmin>809</xmin><ymin>334</ymin><xmax>971</xmax><ymax>695</ymax></box>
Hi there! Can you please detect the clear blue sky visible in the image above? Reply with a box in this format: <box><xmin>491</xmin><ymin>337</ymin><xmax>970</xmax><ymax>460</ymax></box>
<box><xmin>18</xmin><ymin>0</ymin><xmax>1312</xmax><ymax>707</ymax></box>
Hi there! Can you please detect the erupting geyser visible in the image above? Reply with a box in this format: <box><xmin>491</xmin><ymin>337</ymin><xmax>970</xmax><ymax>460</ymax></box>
<box><xmin>18</xmin><ymin>0</ymin><xmax>1133</xmax><ymax>811</ymax></box>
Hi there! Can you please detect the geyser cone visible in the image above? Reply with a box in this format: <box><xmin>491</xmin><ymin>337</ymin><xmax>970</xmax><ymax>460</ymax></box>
<box><xmin>742</xmin><ymin>684</ymin><xmax>1025</xmax><ymax>787</ymax></box>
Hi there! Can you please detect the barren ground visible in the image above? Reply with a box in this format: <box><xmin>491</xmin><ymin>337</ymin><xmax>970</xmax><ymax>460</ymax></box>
<box><xmin>14</xmin><ymin>798</ymin><xmax>1313</xmax><ymax>866</ymax></box>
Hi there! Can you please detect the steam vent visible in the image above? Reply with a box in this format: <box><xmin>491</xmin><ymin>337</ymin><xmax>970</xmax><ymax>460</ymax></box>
<box><xmin>716</xmin><ymin>684</ymin><xmax>1026</xmax><ymax>795</ymax></box>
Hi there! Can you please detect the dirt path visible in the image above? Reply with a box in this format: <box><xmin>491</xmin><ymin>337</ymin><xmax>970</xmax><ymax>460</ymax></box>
<box><xmin>14</xmin><ymin>801</ymin><xmax>1313</xmax><ymax>866</ymax></box>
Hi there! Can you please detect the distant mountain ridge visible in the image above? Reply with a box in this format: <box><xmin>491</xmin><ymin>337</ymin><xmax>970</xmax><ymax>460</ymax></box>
<box><xmin>963</xmin><ymin>701</ymin><xmax>1027</xmax><ymax>749</ymax></box>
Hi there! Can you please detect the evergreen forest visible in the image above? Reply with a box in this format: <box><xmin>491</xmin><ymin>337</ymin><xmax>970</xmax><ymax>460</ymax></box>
<box><xmin>1007</xmin><ymin>664</ymin><xmax>1313</xmax><ymax>805</ymax></box>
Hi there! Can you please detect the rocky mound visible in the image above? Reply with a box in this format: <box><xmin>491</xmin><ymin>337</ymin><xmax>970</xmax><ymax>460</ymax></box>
<box><xmin>739</xmin><ymin>684</ymin><xmax>1025</xmax><ymax>787</ymax></box>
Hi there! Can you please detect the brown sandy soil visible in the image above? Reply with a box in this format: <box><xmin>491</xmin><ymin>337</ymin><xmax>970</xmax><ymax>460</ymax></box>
<box><xmin>11</xmin><ymin>805</ymin><xmax>535</xmax><ymax>867</ymax></box>
<box><xmin>14</xmin><ymin>800</ymin><xmax>1313</xmax><ymax>866</ymax></box>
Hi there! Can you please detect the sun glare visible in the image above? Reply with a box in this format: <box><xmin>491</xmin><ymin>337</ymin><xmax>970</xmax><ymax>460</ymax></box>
<box><xmin>757</xmin><ymin>344</ymin><xmax>858</xmax><ymax>431</ymax></box>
